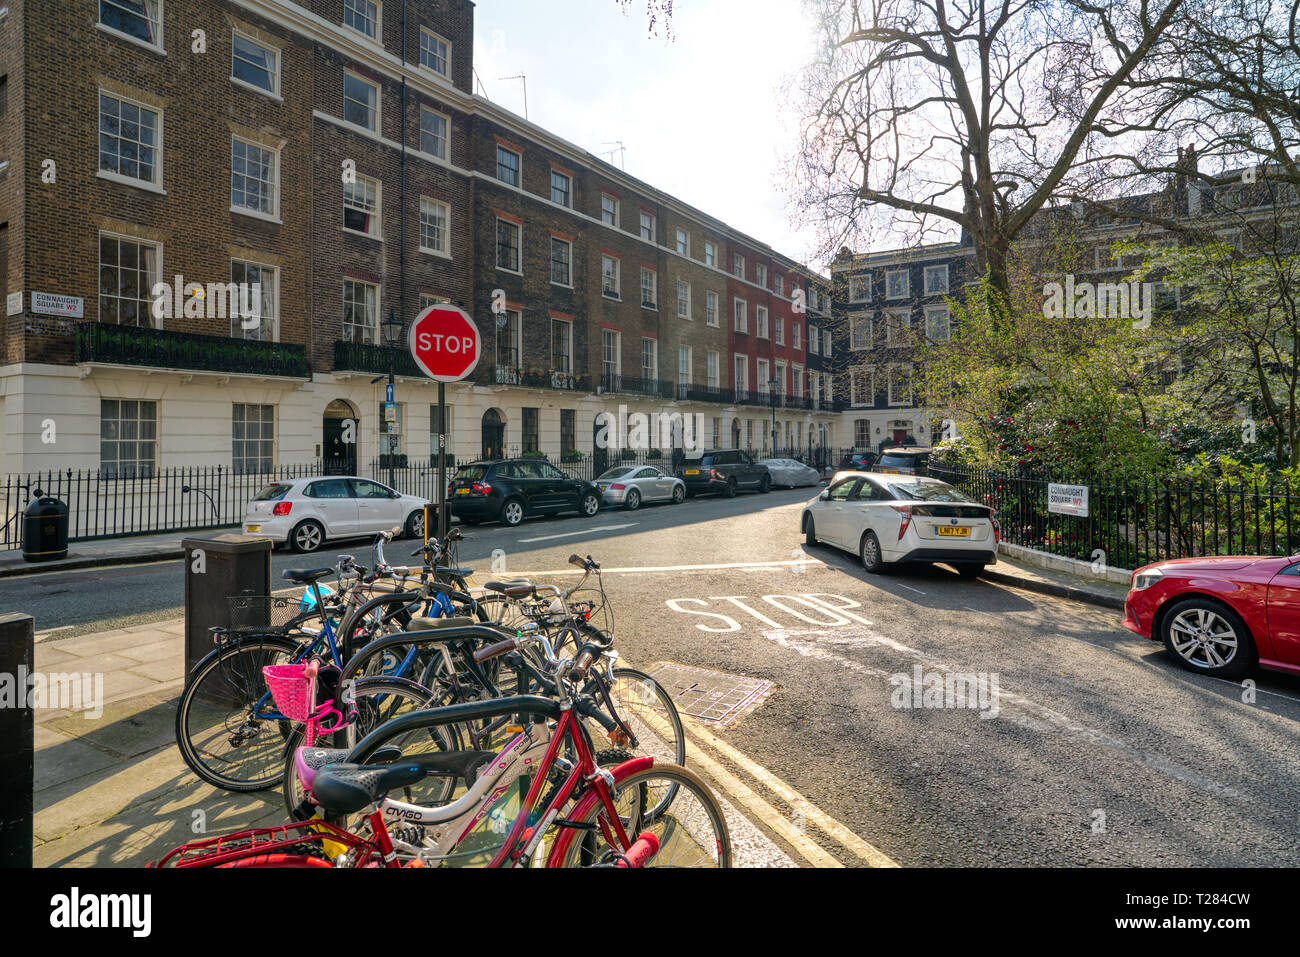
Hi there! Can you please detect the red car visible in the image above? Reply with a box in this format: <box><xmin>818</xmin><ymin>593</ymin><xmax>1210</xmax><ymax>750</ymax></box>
<box><xmin>1123</xmin><ymin>555</ymin><xmax>1300</xmax><ymax>678</ymax></box>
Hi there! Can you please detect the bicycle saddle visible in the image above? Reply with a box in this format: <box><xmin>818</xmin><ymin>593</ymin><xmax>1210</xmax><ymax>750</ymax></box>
<box><xmin>409</xmin><ymin>616</ymin><xmax>477</xmax><ymax>630</ymax></box>
<box><xmin>484</xmin><ymin>580</ymin><xmax>532</xmax><ymax>598</ymax></box>
<box><xmin>313</xmin><ymin>751</ymin><xmax>497</xmax><ymax>813</ymax></box>
<box><xmin>312</xmin><ymin>763</ymin><xmax>428</xmax><ymax>815</ymax></box>
<box><xmin>281</xmin><ymin>568</ymin><xmax>334</xmax><ymax>584</ymax></box>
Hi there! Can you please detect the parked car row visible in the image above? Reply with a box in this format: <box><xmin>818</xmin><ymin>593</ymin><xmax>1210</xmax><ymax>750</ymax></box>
<box><xmin>244</xmin><ymin>448</ymin><xmax>831</xmax><ymax>551</ymax></box>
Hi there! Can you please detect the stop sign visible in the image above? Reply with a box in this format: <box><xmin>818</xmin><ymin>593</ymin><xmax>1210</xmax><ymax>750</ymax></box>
<box><xmin>407</xmin><ymin>303</ymin><xmax>481</xmax><ymax>382</ymax></box>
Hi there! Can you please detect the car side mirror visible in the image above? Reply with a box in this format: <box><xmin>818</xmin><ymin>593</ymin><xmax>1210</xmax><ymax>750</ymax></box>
<box><xmin>819</xmin><ymin>490</ymin><xmax>830</xmax><ymax>501</ymax></box>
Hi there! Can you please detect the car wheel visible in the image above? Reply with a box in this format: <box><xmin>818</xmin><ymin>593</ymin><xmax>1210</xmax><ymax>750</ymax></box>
<box><xmin>860</xmin><ymin>531</ymin><xmax>889</xmax><ymax>574</ymax></box>
<box><xmin>580</xmin><ymin>492</ymin><xmax>601</xmax><ymax>517</ymax></box>
<box><xmin>624</xmin><ymin>488</ymin><xmax>641</xmax><ymax>511</ymax></box>
<box><xmin>291</xmin><ymin>520</ymin><xmax>324</xmax><ymax>553</ymax></box>
<box><xmin>404</xmin><ymin>510</ymin><xmax>426</xmax><ymax>540</ymax></box>
<box><xmin>671</xmin><ymin>485</ymin><xmax>685</xmax><ymax>504</ymax></box>
<box><xmin>500</xmin><ymin>498</ymin><xmax>525</xmax><ymax>528</ymax></box>
<box><xmin>724</xmin><ymin>478</ymin><xmax>738</xmax><ymax>499</ymax></box>
<box><xmin>759</xmin><ymin>474</ymin><xmax>771</xmax><ymax>493</ymax></box>
<box><xmin>1160</xmin><ymin>598</ymin><xmax>1255</xmax><ymax>679</ymax></box>
<box><xmin>804</xmin><ymin>515</ymin><xmax>817</xmax><ymax>546</ymax></box>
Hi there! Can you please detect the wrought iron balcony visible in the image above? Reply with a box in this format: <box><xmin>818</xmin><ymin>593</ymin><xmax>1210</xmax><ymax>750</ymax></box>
<box><xmin>680</xmin><ymin>384</ymin><xmax>735</xmax><ymax>404</ymax></box>
<box><xmin>493</xmin><ymin>366</ymin><xmax>592</xmax><ymax>392</ymax></box>
<box><xmin>598</xmin><ymin>372</ymin><xmax>673</xmax><ymax>399</ymax></box>
<box><xmin>334</xmin><ymin>339</ymin><xmax>424</xmax><ymax>377</ymax></box>
<box><xmin>79</xmin><ymin>322</ymin><xmax>310</xmax><ymax>378</ymax></box>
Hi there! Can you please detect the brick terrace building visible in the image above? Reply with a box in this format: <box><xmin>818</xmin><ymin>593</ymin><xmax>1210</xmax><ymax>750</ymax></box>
<box><xmin>0</xmin><ymin>0</ymin><xmax>842</xmax><ymax>478</ymax></box>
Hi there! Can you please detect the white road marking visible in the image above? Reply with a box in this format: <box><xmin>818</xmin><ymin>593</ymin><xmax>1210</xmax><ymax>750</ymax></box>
<box><xmin>517</xmin><ymin>524</ymin><xmax>638</xmax><ymax>543</ymax></box>
<box><xmin>895</xmin><ymin>583</ymin><xmax>927</xmax><ymax>596</ymax></box>
<box><xmin>519</xmin><ymin>559</ymin><xmax>826</xmax><ymax>575</ymax></box>
<box><xmin>756</xmin><ymin>622</ymin><xmax>1243</xmax><ymax>801</ymax></box>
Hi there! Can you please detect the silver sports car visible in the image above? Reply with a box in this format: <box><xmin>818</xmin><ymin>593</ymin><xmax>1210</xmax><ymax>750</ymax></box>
<box><xmin>594</xmin><ymin>464</ymin><xmax>686</xmax><ymax>509</ymax></box>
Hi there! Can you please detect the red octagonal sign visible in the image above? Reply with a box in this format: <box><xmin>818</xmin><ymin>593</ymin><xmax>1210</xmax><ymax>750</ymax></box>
<box><xmin>407</xmin><ymin>303</ymin><xmax>481</xmax><ymax>382</ymax></box>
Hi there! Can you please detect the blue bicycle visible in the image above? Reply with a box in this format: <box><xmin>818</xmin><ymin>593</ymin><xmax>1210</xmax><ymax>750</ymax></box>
<box><xmin>174</xmin><ymin>529</ymin><xmax>462</xmax><ymax>792</ymax></box>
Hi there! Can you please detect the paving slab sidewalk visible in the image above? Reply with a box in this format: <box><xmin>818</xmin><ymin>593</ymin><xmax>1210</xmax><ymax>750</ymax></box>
<box><xmin>0</xmin><ymin>531</ymin><xmax>195</xmax><ymax>578</ymax></box>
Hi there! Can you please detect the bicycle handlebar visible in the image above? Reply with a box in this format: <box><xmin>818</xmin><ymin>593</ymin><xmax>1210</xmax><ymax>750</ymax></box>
<box><xmin>473</xmin><ymin>636</ymin><xmax>519</xmax><ymax>663</ymax></box>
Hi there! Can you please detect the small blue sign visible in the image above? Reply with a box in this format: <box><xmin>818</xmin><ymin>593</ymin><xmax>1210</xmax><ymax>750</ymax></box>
<box><xmin>385</xmin><ymin>383</ymin><xmax>394</xmax><ymax>403</ymax></box>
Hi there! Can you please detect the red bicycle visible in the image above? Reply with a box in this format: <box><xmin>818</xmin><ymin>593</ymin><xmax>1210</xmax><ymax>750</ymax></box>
<box><xmin>154</xmin><ymin>638</ymin><xmax>730</xmax><ymax>868</ymax></box>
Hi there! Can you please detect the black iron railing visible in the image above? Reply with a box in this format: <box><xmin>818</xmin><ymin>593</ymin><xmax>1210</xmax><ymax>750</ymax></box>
<box><xmin>79</xmin><ymin>323</ymin><xmax>310</xmax><ymax>378</ymax></box>
<box><xmin>930</xmin><ymin>463</ymin><xmax>1300</xmax><ymax>571</ymax></box>
<box><xmin>333</xmin><ymin>339</ymin><xmax>424</xmax><ymax>378</ymax></box>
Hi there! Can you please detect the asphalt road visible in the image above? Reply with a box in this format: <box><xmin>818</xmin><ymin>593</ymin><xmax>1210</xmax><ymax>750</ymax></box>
<box><xmin>11</xmin><ymin>484</ymin><xmax>1300</xmax><ymax>866</ymax></box>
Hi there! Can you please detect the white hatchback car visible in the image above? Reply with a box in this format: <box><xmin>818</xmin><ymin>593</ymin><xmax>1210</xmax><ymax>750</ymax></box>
<box><xmin>801</xmin><ymin>472</ymin><xmax>998</xmax><ymax>577</ymax></box>
<box><xmin>243</xmin><ymin>476</ymin><xmax>433</xmax><ymax>552</ymax></box>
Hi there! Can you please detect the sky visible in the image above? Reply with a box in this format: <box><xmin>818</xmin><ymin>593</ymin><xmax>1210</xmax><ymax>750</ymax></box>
<box><xmin>473</xmin><ymin>0</ymin><xmax>825</xmax><ymax>270</ymax></box>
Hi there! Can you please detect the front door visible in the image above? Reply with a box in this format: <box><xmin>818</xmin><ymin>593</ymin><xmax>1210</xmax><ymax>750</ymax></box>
<box><xmin>323</xmin><ymin>416</ymin><xmax>358</xmax><ymax>476</ymax></box>
<box><xmin>893</xmin><ymin>428</ymin><xmax>908</xmax><ymax>446</ymax></box>
<box><xmin>482</xmin><ymin>410</ymin><xmax>505</xmax><ymax>460</ymax></box>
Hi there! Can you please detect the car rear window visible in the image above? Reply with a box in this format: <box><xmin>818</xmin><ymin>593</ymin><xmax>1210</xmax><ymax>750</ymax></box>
<box><xmin>454</xmin><ymin>466</ymin><xmax>488</xmax><ymax>483</ymax></box>
<box><xmin>878</xmin><ymin>453</ymin><xmax>926</xmax><ymax>468</ymax></box>
<box><xmin>598</xmin><ymin>467</ymin><xmax>636</xmax><ymax>480</ymax></box>
<box><xmin>253</xmin><ymin>484</ymin><xmax>291</xmax><ymax>501</ymax></box>
<box><xmin>892</xmin><ymin>482</ymin><xmax>977</xmax><ymax>503</ymax></box>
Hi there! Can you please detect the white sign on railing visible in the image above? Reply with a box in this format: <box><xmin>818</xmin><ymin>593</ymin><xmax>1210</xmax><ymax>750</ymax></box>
<box><xmin>1048</xmin><ymin>483</ymin><xmax>1089</xmax><ymax>517</ymax></box>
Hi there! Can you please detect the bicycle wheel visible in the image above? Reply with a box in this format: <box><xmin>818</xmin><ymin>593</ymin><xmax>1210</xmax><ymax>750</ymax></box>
<box><xmin>282</xmin><ymin>676</ymin><xmax>461</xmax><ymax>819</ymax></box>
<box><xmin>585</xmin><ymin>668</ymin><xmax>685</xmax><ymax>817</ymax></box>
<box><xmin>552</xmin><ymin>764</ymin><xmax>732</xmax><ymax>868</ymax></box>
<box><xmin>175</xmin><ymin>633</ymin><xmax>304</xmax><ymax>792</ymax></box>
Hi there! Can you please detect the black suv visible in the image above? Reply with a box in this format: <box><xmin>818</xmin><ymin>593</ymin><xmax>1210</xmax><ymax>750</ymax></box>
<box><xmin>447</xmin><ymin>459</ymin><xmax>602</xmax><ymax>527</ymax></box>
<box><xmin>677</xmin><ymin>449</ymin><xmax>771</xmax><ymax>497</ymax></box>
<box><xmin>874</xmin><ymin>447</ymin><xmax>932</xmax><ymax>476</ymax></box>
<box><xmin>838</xmin><ymin>450</ymin><xmax>877</xmax><ymax>472</ymax></box>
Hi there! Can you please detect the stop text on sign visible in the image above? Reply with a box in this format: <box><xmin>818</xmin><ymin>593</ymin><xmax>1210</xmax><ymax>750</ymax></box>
<box><xmin>414</xmin><ymin>332</ymin><xmax>475</xmax><ymax>354</ymax></box>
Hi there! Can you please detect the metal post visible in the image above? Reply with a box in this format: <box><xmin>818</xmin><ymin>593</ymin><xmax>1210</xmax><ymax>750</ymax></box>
<box><xmin>437</xmin><ymin>381</ymin><xmax>448</xmax><ymax>540</ymax></box>
<box><xmin>0</xmin><ymin>613</ymin><xmax>34</xmax><ymax>867</ymax></box>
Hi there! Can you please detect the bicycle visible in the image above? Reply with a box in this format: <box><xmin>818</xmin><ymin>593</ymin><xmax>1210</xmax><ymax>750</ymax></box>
<box><xmin>175</xmin><ymin>527</ymin><xmax>468</xmax><ymax>791</ymax></box>
<box><xmin>155</xmin><ymin>643</ymin><xmax>730</xmax><ymax>868</ymax></box>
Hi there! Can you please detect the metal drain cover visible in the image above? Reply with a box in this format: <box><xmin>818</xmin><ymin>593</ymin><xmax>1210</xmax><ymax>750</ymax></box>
<box><xmin>645</xmin><ymin>662</ymin><xmax>775</xmax><ymax>728</ymax></box>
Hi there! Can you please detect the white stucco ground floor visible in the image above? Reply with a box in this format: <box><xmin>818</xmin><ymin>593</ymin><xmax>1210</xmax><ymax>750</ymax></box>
<box><xmin>0</xmin><ymin>362</ymin><xmax>856</xmax><ymax>475</ymax></box>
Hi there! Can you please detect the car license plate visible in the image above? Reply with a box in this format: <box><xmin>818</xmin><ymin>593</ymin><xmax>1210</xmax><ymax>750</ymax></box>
<box><xmin>684</xmin><ymin>469</ymin><xmax>700</xmax><ymax>475</ymax></box>
<box><xmin>935</xmin><ymin>526</ymin><xmax>970</xmax><ymax>537</ymax></box>
<box><xmin>455</xmin><ymin>488</ymin><xmax>471</xmax><ymax>495</ymax></box>
<box><xmin>245</xmin><ymin>524</ymin><xmax>261</xmax><ymax>533</ymax></box>
<box><xmin>877</xmin><ymin>468</ymin><xmax>898</xmax><ymax>474</ymax></box>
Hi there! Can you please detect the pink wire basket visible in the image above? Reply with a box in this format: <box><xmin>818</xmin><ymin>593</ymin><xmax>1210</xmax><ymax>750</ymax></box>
<box><xmin>263</xmin><ymin>662</ymin><xmax>325</xmax><ymax>746</ymax></box>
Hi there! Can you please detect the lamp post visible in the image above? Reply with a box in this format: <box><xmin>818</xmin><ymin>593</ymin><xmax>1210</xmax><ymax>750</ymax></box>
<box><xmin>382</xmin><ymin>309</ymin><xmax>403</xmax><ymax>490</ymax></box>
<box><xmin>768</xmin><ymin>376</ymin><xmax>780</xmax><ymax>456</ymax></box>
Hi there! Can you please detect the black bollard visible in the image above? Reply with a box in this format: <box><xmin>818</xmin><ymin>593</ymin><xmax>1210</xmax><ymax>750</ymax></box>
<box><xmin>0</xmin><ymin>612</ymin><xmax>34</xmax><ymax>868</ymax></box>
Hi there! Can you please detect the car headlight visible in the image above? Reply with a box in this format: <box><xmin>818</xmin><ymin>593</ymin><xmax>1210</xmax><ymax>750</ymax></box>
<box><xmin>1132</xmin><ymin>566</ymin><xmax>1164</xmax><ymax>591</ymax></box>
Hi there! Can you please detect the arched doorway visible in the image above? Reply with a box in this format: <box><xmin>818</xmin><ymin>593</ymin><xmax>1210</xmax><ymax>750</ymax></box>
<box><xmin>731</xmin><ymin>418</ymin><xmax>741</xmax><ymax>450</ymax></box>
<box><xmin>323</xmin><ymin>399</ymin><xmax>358</xmax><ymax>475</ymax></box>
<box><xmin>482</xmin><ymin>408</ymin><xmax>505</xmax><ymax>460</ymax></box>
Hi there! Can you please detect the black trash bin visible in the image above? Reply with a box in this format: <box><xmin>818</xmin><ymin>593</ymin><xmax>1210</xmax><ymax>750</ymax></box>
<box><xmin>22</xmin><ymin>496</ymin><xmax>69</xmax><ymax>562</ymax></box>
<box><xmin>181</xmin><ymin>533</ymin><xmax>273</xmax><ymax>677</ymax></box>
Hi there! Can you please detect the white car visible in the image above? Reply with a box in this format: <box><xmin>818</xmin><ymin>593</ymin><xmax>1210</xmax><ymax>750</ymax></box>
<box><xmin>801</xmin><ymin>472</ymin><xmax>998</xmax><ymax>577</ymax></box>
<box><xmin>758</xmin><ymin>458</ymin><xmax>823</xmax><ymax>488</ymax></box>
<box><xmin>243</xmin><ymin>476</ymin><xmax>433</xmax><ymax>552</ymax></box>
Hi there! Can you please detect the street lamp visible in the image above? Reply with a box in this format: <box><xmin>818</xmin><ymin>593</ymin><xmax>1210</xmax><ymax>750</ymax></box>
<box><xmin>768</xmin><ymin>376</ymin><xmax>780</xmax><ymax>455</ymax></box>
<box><xmin>382</xmin><ymin>310</ymin><xmax>403</xmax><ymax>490</ymax></box>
